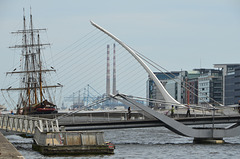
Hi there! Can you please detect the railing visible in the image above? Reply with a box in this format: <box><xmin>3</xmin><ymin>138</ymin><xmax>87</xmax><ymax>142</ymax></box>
<box><xmin>0</xmin><ymin>114</ymin><xmax>59</xmax><ymax>134</ymax></box>
<box><xmin>57</xmin><ymin>110</ymin><xmax>148</xmax><ymax>125</ymax></box>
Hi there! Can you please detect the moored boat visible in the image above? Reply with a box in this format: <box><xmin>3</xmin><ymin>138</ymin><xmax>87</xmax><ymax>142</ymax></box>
<box><xmin>1</xmin><ymin>9</ymin><xmax>62</xmax><ymax>115</ymax></box>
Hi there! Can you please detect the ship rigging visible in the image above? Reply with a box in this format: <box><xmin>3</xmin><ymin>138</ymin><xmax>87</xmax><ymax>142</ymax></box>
<box><xmin>1</xmin><ymin>9</ymin><xmax>62</xmax><ymax>115</ymax></box>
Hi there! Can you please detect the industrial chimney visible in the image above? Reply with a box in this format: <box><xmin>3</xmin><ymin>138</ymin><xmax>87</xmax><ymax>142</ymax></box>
<box><xmin>106</xmin><ymin>45</ymin><xmax>111</xmax><ymax>95</ymax></box>
<box><xmin>112</xmin><ymin>43</ymin><xmax>117</xmax><ymax>95</ymax></box>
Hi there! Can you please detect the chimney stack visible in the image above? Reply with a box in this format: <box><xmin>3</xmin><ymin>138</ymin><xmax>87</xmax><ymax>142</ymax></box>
<box><xmin>112</xmin><ymin>44</ymin><xmax>117</xmax><ymax>95</ymax></box>
<box><xmin>106</xmin><ymin>45</ymin><xmax>111</xmax><ymax>95</ymax></box>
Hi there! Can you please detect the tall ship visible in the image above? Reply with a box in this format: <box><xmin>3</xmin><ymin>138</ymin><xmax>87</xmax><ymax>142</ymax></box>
<box><xmin>1</xmin><ymin>9</ymin><xmax>62</xmax><ymax>115</ymax></box>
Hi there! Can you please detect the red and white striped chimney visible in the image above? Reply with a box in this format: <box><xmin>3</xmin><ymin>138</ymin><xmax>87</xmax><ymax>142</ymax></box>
<box><xmin>106</xmin><ymin>45</ymin><xmax>111</xmax><ymax>95</ymax></box>
<box><xmin>112</xmin><ymin>43</ymin><xmax>117</xmax><ymax>95</ymax></box>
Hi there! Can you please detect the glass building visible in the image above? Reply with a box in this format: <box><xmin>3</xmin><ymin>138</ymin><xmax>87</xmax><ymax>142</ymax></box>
<box><xmin>225</xmin><ymin>66</ymin><xmax>240</xmax><ymax>105</ymax></box>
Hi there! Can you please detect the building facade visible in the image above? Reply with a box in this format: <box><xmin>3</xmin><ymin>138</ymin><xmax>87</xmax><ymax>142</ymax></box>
<box><xmin>185</xmin><ymin>71</ymin><xmax>200</xmax><ymax>105</ymax></box>
<box><xmin>214</xmin><ymin>64</ymin><xmax>240</xmax><ymax>105</ymax></box>
<box><xmin>198</xmin><ymin>69</ymin><xmax>223</xmax><ymax>106</ymax></box>
<box><xmin>147</xmin><ymin>68</ymin><xmax>224</xmax><ymax>107</ymax></box>
<box><xmin>225</xmin><ymin>66</ymin><xmax>240</xmax><ymax>105</ymax></box>
<box><xmin>147</xmin><ymin>64</ymin><xmax>240</xmax><ymax>107</ymax></box>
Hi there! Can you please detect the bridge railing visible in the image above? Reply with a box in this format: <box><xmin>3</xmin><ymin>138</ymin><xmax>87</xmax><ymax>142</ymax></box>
<box><xmin>0</xmin><ymin>114</ymin><xmax>59</xmax><ymax>134</ymax></box>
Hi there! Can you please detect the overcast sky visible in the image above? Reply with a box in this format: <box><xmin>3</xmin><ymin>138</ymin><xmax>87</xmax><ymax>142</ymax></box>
<box><xmin>1</xmin><ymin>0</ymin><xmax>240</xmax><ymax>70</ymax></box>
<box><xmin>1</xmin><ymin>0</ymin><xmax>240</xmax><ymax>107</ymax></box>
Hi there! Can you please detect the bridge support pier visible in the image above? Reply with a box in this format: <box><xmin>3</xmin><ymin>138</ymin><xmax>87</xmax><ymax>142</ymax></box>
<box><xmin>193</xmin><ymin>138</ymin><xmax>225</xmax><ymax>144</ymax></box>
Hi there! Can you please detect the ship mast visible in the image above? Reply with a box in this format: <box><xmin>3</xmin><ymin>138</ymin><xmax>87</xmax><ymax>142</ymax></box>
<box><xmin>1</xmin><ymin>9</ymin><xmax>62</xmax><ymax>114</ymax></box>
<box><xmin>30</xmin><ymin>9</ymin><xmax>38</xmax><ymax>105</ymax></box>
<box><xmin>38</xmin><ymin>34</ymin><xmax>43</xmax><ymax>103</ymax></box>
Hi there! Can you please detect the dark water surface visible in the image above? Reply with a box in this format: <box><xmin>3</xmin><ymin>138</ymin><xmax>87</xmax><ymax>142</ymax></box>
<box><xmin>6</xmin><ymin>127</ymin><xmax>240</xmax><ymax>159</ymax></box>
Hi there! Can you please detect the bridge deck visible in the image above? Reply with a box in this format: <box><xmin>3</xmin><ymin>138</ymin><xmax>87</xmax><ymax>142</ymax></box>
<box><xmin>59</xmin><ymin>115</ymin><xmax>240</xmax><ymax>131</ymax></box>
<box><xmin>0</xmin><ymin>132</ymin><xmax>24</xmax><ymax>159</ymax></box>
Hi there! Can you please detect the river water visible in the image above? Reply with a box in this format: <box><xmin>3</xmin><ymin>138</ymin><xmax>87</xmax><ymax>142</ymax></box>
<box><xmin>6</xmin><ymin>127</ymin><xmax>240</xmax><ymax>159</ymax></box>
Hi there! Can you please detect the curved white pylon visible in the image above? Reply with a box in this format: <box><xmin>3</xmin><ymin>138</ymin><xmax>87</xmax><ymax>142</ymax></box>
<box><xmin>90</xmin><ymin>21</ymin><xmax>181</xmax><ymax>106</ymax></box>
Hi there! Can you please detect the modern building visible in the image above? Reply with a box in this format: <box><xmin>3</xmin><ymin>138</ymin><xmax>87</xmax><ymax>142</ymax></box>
<box><xmin>198</xmin><ymin>69</ymin><xmax>223</xmax><ymax>106</ymax></box>
<box><xmin>147</xmin><ymin>64</ymin><xmax>240</xmax><ymax>107</ymax></box>
<box><xmin>147</xmin><ymin>68</ymin><xmax>225</xmax><ymax>108</ymax></box>
<box><xmin>214</xmin><ymin>64</ymin><xmax>240</xmax><ymax>105</ymax></box>
<box><xmin>225</xmin><ymin>66</ymin><xmax>240</xmax><ymax>105</ymax></box>
<box><xmin>185</xmin><ymin>70</ymin><xmax>200</xmax><ymax>105</ymax></box>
